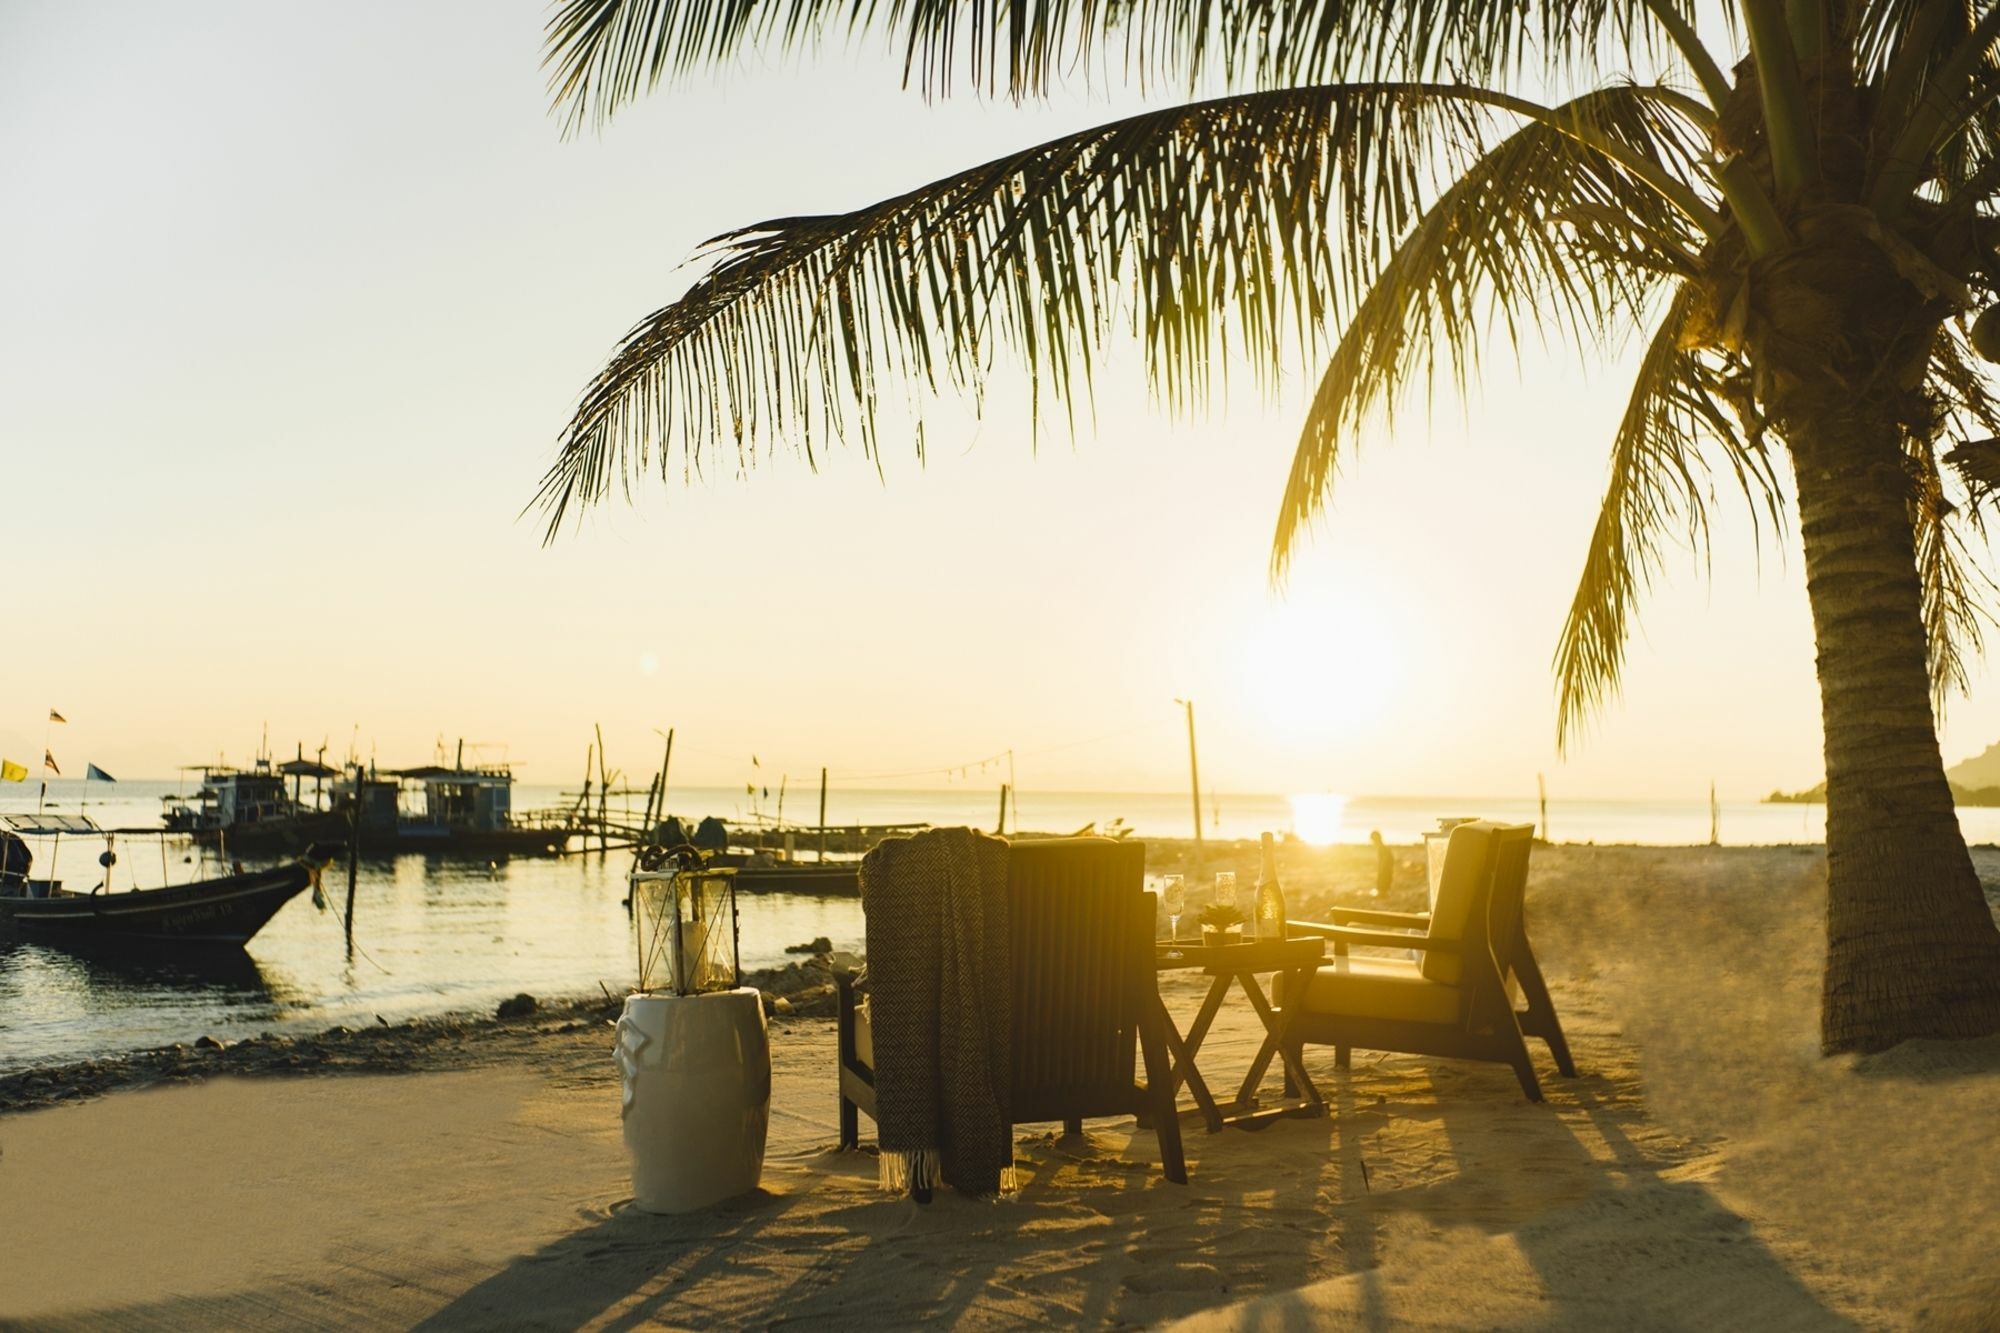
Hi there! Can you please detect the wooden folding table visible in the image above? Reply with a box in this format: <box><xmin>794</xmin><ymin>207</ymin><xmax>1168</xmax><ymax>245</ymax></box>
<box><xmin>1151</xmin><ymin>936</ymin><xmax>1327</xmax><ymax>1132</ymax></box>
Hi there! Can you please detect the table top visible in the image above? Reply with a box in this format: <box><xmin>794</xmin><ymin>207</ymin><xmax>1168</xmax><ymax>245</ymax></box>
<box><xmin>1155</xmin><ymin>936</ymin><xmax>1325</xmax><ymax>971</ymax></box>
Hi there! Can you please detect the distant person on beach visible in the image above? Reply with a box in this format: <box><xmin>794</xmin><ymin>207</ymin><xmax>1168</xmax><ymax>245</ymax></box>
<box><xmin>1370</xmin><ymin>830</ymin><xmax>1392</xmax><ymax>898</ymax></box>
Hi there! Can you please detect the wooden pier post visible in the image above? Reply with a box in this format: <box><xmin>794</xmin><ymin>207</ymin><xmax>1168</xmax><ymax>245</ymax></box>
<box><xmin>1176</xmin><ymin>699</ymin><xmax>1204</xmax><ymax>858</ymax></box>
<box><xmin>657</xmin><ymin>728</ymin><xmax>674</xmax><ymax>829</ymax></box>
<box><xmin>996</xmin><ymin>783</ymin><xmax>1009</xmax><ymax>836</ymax></box>
<box><xmin>817</xmin><ymin>767</ymin><xmax>828</xmax><ymax>863</ymax></box>
<box><xmin>345</xmin><ymin>763</ymin><xmax>360</xmax><ymax>952</ymax></box>
<box><xmin>594</xmin><ymin>724</ymin><xmax>610</xmax><ymax>857</ymax></box>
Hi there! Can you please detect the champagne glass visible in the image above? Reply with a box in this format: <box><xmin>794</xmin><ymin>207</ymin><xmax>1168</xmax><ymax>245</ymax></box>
<box><xmin>1162</xmin><ymin>875</ymin><xmax>1186</xmax><ymax>942</ymax></box>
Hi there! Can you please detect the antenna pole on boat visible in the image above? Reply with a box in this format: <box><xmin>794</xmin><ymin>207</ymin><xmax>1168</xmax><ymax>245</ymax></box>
<box><xmin>36</xmin><ymin>707</ymin><xmax>54</xmax><ymax>815</ymax></box>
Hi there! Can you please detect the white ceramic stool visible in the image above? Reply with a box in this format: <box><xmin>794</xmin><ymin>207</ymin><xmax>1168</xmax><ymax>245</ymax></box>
<box><xmin>615</xmin><ymin>988</ymin><xmax>771</xmax><ymax>1213</ymax></box>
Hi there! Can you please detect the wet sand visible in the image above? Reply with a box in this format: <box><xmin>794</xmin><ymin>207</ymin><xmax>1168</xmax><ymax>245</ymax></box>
<box><xmin>4</xmin><ymin>844</ymin><xmax>1999</xmax><ymax>1329</ymax></box>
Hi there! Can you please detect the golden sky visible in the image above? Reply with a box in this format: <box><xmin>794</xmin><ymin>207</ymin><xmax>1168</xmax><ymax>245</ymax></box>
<box><xmin>7</xmin><ymin>0</ymin><xmax>2000</xmax><ymax>800</ymax></box>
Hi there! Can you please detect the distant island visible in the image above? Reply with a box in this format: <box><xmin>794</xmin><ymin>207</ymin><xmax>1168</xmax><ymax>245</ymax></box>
<box><xmin>1767</xmin><ymin>737</ymin><xmax>2000</xmax><ymax>805</ymax></box>
<box><xmin>1764</xmin><ymin>781</ymin><xmax>2000</xmax><ymax>807</ymax></box>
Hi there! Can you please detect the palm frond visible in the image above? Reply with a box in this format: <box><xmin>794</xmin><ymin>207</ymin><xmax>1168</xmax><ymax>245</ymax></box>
<box><xmin>1854</xmin><ymin>0</ymin><xmax>1957</xmax><ymax>96</ymax></box>
<box><xmin>544</xmin><ymin>0</ymin><xmax>1701</xmax><ymax>129</ymax></box>
<box><xmin>1907</xmin><ymin>430</ymin><xmax>1993</xmax><ymax>712</ymax></box>
<box><xmin>1869</xmin><ymin>6</ymin><xmax>2000</xmax><ymax>215</ymax></box>
<box><xmin>1553</xmin><ymin>289</ymin><xmax>1781</xmax><ymax>749</ymax></box>
<box><xmin>541</xmin><ymin>80</ymin><xmax>1722</xmax><ymax>536</ymax></box>
<box><xmin>1270</xmin><ymin>83</ymin><xmax>1712</xmax><ymax>573</ymax></box>
<box><xmin>537</xmin><ymin>84</ymin><xmax>1376</xmax><ymax>531</ymax></box>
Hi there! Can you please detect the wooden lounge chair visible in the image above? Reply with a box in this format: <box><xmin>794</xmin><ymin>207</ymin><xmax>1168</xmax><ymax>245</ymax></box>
<box><xmin>834</xmin><ymin>835</ymin><xmax>1187</xmax><ymax>1190</ymax></box>
<box><xmin>1277</xmin><ymin>821</ymin><xmax>1571</xmax><ymax>1101</ymax></box>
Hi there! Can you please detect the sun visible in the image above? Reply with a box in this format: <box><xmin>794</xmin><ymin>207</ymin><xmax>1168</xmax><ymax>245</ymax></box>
<box><xmin>1290</xmin><ymin>793</ymin><xmax>1350</xmax><ymax>844</ymax></box>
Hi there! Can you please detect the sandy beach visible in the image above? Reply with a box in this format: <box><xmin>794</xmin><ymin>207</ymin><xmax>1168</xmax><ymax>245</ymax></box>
<box><xmin>4</xmin><ymin>842</ymin><xmax>1998</xmax><ymax>1330</ymax></box>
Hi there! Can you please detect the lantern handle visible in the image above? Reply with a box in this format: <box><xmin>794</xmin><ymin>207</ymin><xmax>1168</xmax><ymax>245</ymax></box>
<box><xmin>637</xmin><ymin>842</ymin><xmax>705</xmax><ymax>873</ymax></box>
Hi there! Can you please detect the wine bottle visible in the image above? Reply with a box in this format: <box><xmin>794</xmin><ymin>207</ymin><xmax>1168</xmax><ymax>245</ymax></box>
<box><xmin>1254</xmin><ymin>832</ymin><xmax>1286</xmax><ymax>942</ymax></box>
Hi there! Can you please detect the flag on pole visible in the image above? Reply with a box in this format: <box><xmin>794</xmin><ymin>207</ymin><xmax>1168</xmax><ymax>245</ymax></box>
<box><xmin>1</xmin><ymin>760</ymin><xmax>26</xmax><ymax>783</ymax></box>
<box><xmin>86</xmin><ymin>763</ymin><xmax>117</xmax><ymax>782</ymax></box>
<box><xmin>44</xmin><ymin>751</ymin><xmax>60</xmax><ymax>775</ymax></box>
<box><xmin>48</xmin><ymin>709</ymin><xmax>66</xmax><ymax>723</ymax></box>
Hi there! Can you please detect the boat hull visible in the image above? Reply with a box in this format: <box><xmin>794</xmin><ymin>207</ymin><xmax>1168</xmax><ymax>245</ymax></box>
<box><xmin>0</xmin><ymin>865</ymin><xmax>313</xmax><ymax>947</ymax></box>
<box><xmin>184</xmin><ymin>813</ymin><xmax>349</xmax><ymax>856</ymax></box>
<box><xmin>355</xmin><ymin>827</ymin><xmax>569</xmax><ymax>859</ymax></box>
<box><xmin>729</xmin><ymin>864</ymin><xmax>859</xmax><ymax>896</ymax></box>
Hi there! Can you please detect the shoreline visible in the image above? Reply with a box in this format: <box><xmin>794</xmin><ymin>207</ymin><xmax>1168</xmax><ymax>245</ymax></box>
<box><xmin>4</xmin><ymin>840</ymin><xmax>1997</xmax><ymax>1327</ymax></box>
<box><xmin>5</xmin><ymin>840</ymin><xmax>1980</xmax><ymax>1113</ymax></box>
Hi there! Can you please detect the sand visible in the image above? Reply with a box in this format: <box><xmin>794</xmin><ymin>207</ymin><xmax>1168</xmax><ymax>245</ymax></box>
<box><xmin>3</xmin><ymin>843</ymin><xmax>1998</xmax><ymax>1330</ymax></box>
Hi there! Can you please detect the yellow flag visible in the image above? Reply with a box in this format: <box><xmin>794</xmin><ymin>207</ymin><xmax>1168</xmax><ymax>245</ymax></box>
<box><xmin>0</xmin><ymin>759</ymin><xmax>26</xmax><ymax>783</ymax></box>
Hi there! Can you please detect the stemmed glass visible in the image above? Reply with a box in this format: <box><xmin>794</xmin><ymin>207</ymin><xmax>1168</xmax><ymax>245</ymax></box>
<box><xmin>1162</xmin><ymin>875</ymin><xmax>1186</xmax><ymax>943</ymax></box>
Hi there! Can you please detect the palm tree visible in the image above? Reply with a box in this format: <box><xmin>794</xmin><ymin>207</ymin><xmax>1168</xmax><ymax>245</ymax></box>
<box><xmin>537</xmin><ymin>0</ymin><xmax>2000</xmax><ymax>1053</ymax></box>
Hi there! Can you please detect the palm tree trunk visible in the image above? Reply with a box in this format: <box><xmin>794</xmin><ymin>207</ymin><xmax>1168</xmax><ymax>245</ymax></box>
<box><xmin>1790</xmin><ymin>406</ymin><xmax>2000</xmax><ymax>1053</ymax></box>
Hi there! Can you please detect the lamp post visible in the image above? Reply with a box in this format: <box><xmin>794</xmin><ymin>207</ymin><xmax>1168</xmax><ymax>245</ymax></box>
<box><xmin>1173</xmin><ymin>698</ymin><xmax>1203</xmax><ymax>858</ymax></box>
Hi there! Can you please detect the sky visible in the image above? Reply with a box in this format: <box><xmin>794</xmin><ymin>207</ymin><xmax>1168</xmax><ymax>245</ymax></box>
<box><xmin>6</xmin><ymin>0</ymin><xmax>2000</xmax><ymax>803</ymax></box>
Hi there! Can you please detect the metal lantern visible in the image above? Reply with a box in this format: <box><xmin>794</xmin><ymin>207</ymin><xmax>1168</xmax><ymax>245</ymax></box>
<box><xmin>631</xmin><ymin>863</ymin><xmax>741</xmax><ymax>996</ymax></box>
<box><xmin>618</xmin><ymin>857</ymin><xmax>769</xmax><ymax>1214</ymax></box>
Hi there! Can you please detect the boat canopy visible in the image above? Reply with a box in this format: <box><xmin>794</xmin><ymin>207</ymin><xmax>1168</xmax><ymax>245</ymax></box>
<box><xmin>278</xmin><ymin>759</ymin><xmax>339</xmax><ymax>778</ymax></box>
<box><xmin>2</xmin><ymin>813</ymin><xmax>102</xmax><ymax>836</ymax></box>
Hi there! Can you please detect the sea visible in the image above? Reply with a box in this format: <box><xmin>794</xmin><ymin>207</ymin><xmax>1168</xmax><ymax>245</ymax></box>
<box><xmin>8</xmin><ymin>778</ymin><xmax>1999</xmax><ymax>1076</ymax></box>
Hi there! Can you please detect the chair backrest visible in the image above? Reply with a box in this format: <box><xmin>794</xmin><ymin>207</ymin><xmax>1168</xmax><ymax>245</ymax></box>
<box><xmin>1420</xmin><ymin>821</ymin><xmax>1501</xmax><ymax>985</ymax></box>
<box><xmin>1481</xmin><ymin>824</ymin><xmax>1536</xmax><ymax>976</ymax></box>
<box><xmin>1004</xmin><ymin>836</ymin><xmax>1152</xmax><ymax>1123</ymax></box>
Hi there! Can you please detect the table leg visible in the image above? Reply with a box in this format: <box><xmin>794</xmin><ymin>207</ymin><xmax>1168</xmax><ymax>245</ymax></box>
<box><xmin>1235</xmin><ymin>971</ymin><xmax>1281</xmax><ymax>1108</ymax></box>
<box><xmin>1177</xmin><ymin>973</ymin><xmax>1232</xmax><ymax>1077</ymax></box>
<box><xmin>1267</xmin><ymin>966</ymin><xmax>1326</xmax><ymax>1112</ymax></box>
<box><xmin>1152</xmin><ymin>991</ymin><xmax>1224</xmax><ymax>1134</ymax></box>
<box><xmin>1236</xmin><ymin>967</ymin><xmax>1326</xmax><ymax>1116</ymax></box>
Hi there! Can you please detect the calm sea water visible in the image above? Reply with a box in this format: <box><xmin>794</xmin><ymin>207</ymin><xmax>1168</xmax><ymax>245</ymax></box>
<box><xmin>8</xmin><ymin>778</ymin><xmax>1998</xmax><ymax>1076</ymax></box>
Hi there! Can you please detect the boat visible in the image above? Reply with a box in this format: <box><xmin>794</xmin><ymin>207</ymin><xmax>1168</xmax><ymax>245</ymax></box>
<box><xmin>729</xmin><ymin>861</ymin><xmax>860</xmax><ymax>895</ymax></box>
<box><xmin>161</xmin><ymin>752</ymin><xmax>347</xmax><ymax>856</ymax></box>
<box><xmin>333</xmin><ymin>750</ymin><xmax>570</xmax><ymax>858</ymax></box>
<box><xmin>0</xmin><ymin>814</ymin><xmax>321</xmax><ymax>948</ymax></box>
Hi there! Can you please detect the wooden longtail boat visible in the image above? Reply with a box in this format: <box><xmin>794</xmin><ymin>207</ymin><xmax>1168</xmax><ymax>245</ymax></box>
<box><xmin>0</xmin><ymin>814</ymin><xmax>319</xmax><ymax>948</ymax></box>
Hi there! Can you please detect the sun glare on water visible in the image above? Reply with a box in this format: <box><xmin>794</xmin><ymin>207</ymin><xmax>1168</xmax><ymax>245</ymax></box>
<box><xmin>1290</xmin><ymin>793</ymin><xmax>1349</xmax><ymax>844</ymax></box>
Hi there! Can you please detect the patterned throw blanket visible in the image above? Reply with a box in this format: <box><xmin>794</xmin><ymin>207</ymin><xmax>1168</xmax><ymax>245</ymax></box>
<box><xmin>860</xmin><ymin>826</ymin><xmax>1012</xmax><ymax>1195</ymax></box>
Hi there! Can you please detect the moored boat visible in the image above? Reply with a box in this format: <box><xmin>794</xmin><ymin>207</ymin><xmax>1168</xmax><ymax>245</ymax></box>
<box><xmin>333</xmin><ymin>751</ymin><xmax>570</xmax><ymax>858</ymax></box>
<box><xmin>1</xmin><ymin>815</ymin><xmax>320</xmax><ymax>948</ymax></box>
<box><xmin>161</xmin><ymin>755</ymin><xmax>346</xmax><ymax>856</ymax></box>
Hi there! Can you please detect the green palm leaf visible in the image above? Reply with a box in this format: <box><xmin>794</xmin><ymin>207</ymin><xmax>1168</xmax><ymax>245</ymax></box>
<box><xmin>1552</xmin><ymin>289</ymin><xmax>1783</xmax><ymax>748</ymax></box>
<box><xmin>540</xmin><ymin>82</ymin><xmax>1634</xmax><ymax>535</ymax></box>
<box><xmin>544</xmin><ymin>0</ymin><xmax>1692</xmax><ymax>131</ymax></box>
<box><xmin>1270</xmin><ymin>83</ymin><xmax>1712</xmax><ymax>574</ymax></box>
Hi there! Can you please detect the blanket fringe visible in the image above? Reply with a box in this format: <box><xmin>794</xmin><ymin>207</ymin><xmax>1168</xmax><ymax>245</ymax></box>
<box><xmin>999</xmin><ymin>1164</ymin><xmax>1021</xmax><ymax>1195</ymax></box>
<box><xmin>880</xmin><ymin>1149</ymin><xmax>941</xmax><ymax>1195</ymax></box>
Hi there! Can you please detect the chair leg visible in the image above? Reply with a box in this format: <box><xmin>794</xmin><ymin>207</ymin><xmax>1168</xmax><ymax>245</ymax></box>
<box><xmin>1062</xmin><ymin>1117</ymin><xmax>1084</xmax><ymax>1137</ymax></box>
<box><xmin>834</xmin><ymin>972</ymin><xmax>865</xmax><ymax>1146</ymax></box>
<box><xmin>1138</xmin><ymin>1003</ymin><xmax>1189</xmax><ymax>1184</ymax></box>
<box><xmin>1512</xmin><ymin>945</ymin><xmax>1576</xmax><ymax>1077</ymax></box>
<box><xmin>1335</xmin><ymin>1044</ymin><xmax>1352</xmax><ymax>1071</ymax></box>
<box><xmin>1498</xmin><ymin>1012</ymin><xmax>1544</xmax><ymax>1102</ymax></box>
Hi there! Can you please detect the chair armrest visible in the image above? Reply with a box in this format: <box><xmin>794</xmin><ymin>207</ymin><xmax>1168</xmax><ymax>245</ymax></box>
<box><xmin>1287</xmin><ymin>921</ymin><xmax>1462</xmax><ymax>956</ymax></box>
<box><xmin>1320</xmin><ymin>905</ymin><xmax>1431</xmax><ymax>929</ymax></box>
